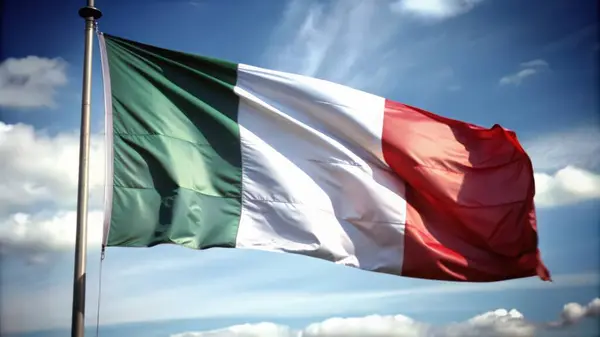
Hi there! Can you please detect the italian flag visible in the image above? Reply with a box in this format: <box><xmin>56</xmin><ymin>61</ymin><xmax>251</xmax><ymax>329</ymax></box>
<box><xmin>98</xmin><ymin>33</ymin><xmax>550</xmax><ymax>282</ymax></box>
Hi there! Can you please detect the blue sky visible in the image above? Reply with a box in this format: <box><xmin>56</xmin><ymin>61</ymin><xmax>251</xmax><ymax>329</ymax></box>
<box><xmin>1</xmin><ymin>0</ymin><xmax>599</xmax><ymax>336</ymax></box>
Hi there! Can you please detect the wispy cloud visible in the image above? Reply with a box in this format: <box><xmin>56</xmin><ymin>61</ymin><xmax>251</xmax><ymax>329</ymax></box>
<box><xmin>263</xmin><ymin>0</ymin><xmax>401</xmax><ymax>92</ymax></box>
<box><xmin>94</xmin><ymin>270</ymin><xmax>600</xmax><ymax>325</ymax></box>
<box><xmin>519</xmin><ymin>59</ymin><xmax>549</xmax><ymax>68</ymax></box>
<box><xmin>499</xmin><ymin>59</ymin><xmax>549</xmax><ymax>86</ymax></box>
<box><xmin>3</xmin><ymin>226</ymin><xmax>598</xmax><ymax>334</ymax></box>
<box><xmin>499</xmin><ymin>68</ymin><xmax>538</xmax><ymax>86</ymax></box>
<box><xmin>0</xmin><ymin>56</ymin><xmax>68</xmax><ymax>109</ymax></box>
<box><xmin>390</xmin><ymin>0</ymin><xmax>485</xmax><ymax>21</ymax></box>
<box><xmin>356</xmin><ymin>271</ymin><xmax>600</xmax><ymax>299</ymax></box>
<box><xmin>171</xmin><ymin>297</ymin><xmax>600</xmax><ymax>337</ymax></box>
<box><xmin>187</xmin><ymin>0</ymin><xmax>205</xmax><ymax>9</ymax></box>
<box><xmin>543</xmin><ymin>23</ymin><xmax>599</xmax><ymax>54</ymax></box>
<box><xmin>263</xmin><ymin>0</ymin><xmax>471</xmax><ymax>96</ymax></box>
<box><xmin>525</xmin><ymin>125</ymin><xmax>600</xmax><ymax>172</ymax></box>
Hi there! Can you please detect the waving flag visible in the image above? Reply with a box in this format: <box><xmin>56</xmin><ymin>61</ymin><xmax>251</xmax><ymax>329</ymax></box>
<box><xmin>98</xmin><ymin>33</ymin><xmax>550</xmax><ymax>282</ymax></box>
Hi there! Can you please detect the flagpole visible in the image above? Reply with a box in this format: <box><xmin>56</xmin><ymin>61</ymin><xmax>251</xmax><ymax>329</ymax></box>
<box><xmin>72</xmin><ymin>2</ymin><xmax>102</xmax><ymax>337</ymax></box>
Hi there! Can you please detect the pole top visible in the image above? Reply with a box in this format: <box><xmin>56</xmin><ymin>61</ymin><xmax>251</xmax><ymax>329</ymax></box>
<box><xmin>78</xmin><ymin>6</ymin><xmax>102</xmax><ymax>20</ymax></box>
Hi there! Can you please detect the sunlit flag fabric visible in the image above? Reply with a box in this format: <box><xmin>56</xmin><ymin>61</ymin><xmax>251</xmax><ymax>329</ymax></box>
<box><xmin>98</xmin><ymin>33</ymin><xmax>550</xmax><ymax>282</ymax></box>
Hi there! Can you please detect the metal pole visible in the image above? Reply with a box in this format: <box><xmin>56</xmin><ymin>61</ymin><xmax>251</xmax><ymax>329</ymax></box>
<box><xmin>72</xmin><ymin>2</ymin><xmax>102</xmax><ymax>337</ymax></box>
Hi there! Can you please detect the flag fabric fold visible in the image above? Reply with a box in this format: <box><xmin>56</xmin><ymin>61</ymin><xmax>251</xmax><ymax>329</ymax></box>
<box><xmin>98</xmin><ymin>32</ymin><xmax>550</xmax><ymax>282</ymax></box>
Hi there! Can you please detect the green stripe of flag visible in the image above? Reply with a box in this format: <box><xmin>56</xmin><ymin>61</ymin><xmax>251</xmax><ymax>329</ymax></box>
<box><xmin>102</xmin><ymin>34</ymin><xmax>243</xmax><ymax>249</ymax></box>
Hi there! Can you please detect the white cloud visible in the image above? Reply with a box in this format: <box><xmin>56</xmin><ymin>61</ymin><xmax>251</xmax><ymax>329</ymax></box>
<box><xmin>524</xmin><ymin>126</ymin><xmax>600</xmax><ymax>206</ymax></box>
<box><xmin>302</xmin><ymin>315</ymin><xmax>427</xmax><ymax>337</ymax></box>
<box><xmin>534</xmin><ymin>166</ymin><xmax>600</xmax><ymax>208</ymax></box>
<box><xmin>499</xmin><ymin>59</ymin><xmax>549</xmax><ymax>86</ymax></box>
<box><xmin>0</xmin><ymin>56</ymin><xmax>68</xmax><ymax>108</ymax></box>
<box><xmin>0</xmin><ymin>121</ymin><xmax>105</xmax><ymax>260</ymax></box>
<box><xmin>0</xmin><ymin>209</ymin><xmax>104</xmax><ymax>257</ymax></box>
<box><xmin>525</xmin><ymin>125</ymin><xmax>600</xmax><ymax>172</ymax></box>
<box><xmin>554</xmin><ymin>297</ymin><xmax>600</xmax><ymax>327</ymax></box>
<box><xmin>0</xmin><ymin>122</ymin><xmax>105</xmax><ymax>215</ymax></box>
<box><xmin>440</xmin><ymin>309</ymin><xmax>534</xmax><ymax>337</ymax></box>
<box><xmin>586</xmin><ymin>298</ymin><xmax>600</xmax><ymax>316</ymax></box>
<box><xmin>390</xmin><ymin>0</ymin><xmax>484</xmax><ymax>20</ymax></box>
<box><xmin>170</xmin><ymin>298</ymin><xmax>600</xmax><ymax>337</ymax></box>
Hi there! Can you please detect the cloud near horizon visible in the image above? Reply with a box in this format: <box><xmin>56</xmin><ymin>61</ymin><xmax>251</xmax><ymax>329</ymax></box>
<box><xmin>170</xmin><ymin>298</ymin><xmax>600</xmax><ymax>337</ymax></box>
<box><xmin>0</xmin><ymin>56</ymin><xmax>68</xmax><ymax>109</ymax></box>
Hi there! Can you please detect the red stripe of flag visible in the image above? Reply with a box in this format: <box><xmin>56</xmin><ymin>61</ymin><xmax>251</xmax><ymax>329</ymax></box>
<box><xmin>382</xmin><ymin>99</ymin><xmax>550</xmax><ymax>282</ymax></box>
